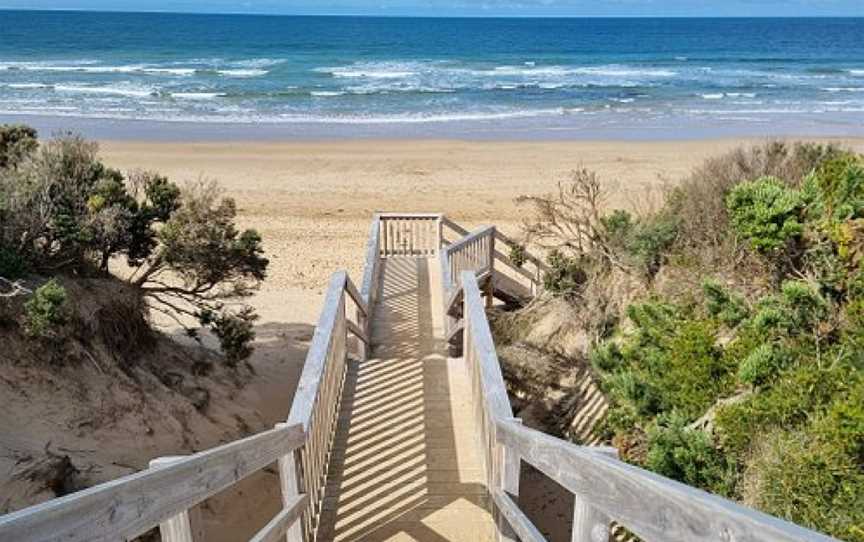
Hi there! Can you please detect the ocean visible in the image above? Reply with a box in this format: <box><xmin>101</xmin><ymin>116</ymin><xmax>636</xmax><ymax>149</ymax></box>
<box><xmin>1</xmin><ymin>11</ymin><xmax>863</xmax><ymax>139</ymax></box>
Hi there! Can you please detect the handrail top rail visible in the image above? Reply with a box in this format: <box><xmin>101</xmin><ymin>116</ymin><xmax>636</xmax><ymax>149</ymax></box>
<box><xmin>376</xmin><ymin>212</ymin><xmax>443</xmax><ymax>219</ymax></box>
<box><xmin>460</xmin><ymin>271</ymin><xmax>514</xmax><ymax>420</ymax></box>
<box><xmin>0</xmin><ymin>423</ymin><xmax>305</xmax><ymax>542</ymax></box>
<box><xmin>492</xmin><ymin>229</ymin><xmax>548</xmax><ymax>271</ymax></box>
<box><xmin>287</xmin><ymin>270</ymin><xmax>363</xmax><ymax>430</ymax></box>
<box><xmin>445</xmin><ymin>225</ymin><xmax>496</xmax><ymax>254</ymax></box>
<box><xmin>495</xmin><ymin>419</ymin><xmax>835</xmax><ymax>542</ymax></box>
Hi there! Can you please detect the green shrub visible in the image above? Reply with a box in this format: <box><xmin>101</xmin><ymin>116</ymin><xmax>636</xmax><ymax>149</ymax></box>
<box><xmin>542</xmin><ymin>250</ymin><xmax>586</xmax><ymax>297</ymax></box>
<box><xmin>600</xmin><ymin>301</ymin><xmax>735</xmax><ymax>424</ymax></box>
<box><xmin>199</xmin><ymin>306</ymin><xmax>258</xmax><ymax>367</ymax></box>
<box><xmin>605</xmin><ymin>369</ymin><xmax>662</xmax><ymax>418</ymax></box>
<box><xmin>780</xmin><ymin>280</ymin><xmax>828</xmax><ymax>333</ymax></box>
<box><xmin>645</xmin><ymin>412</ymin><xmax>734</xmax><ymax>496</ymax></box>
<box><xmin>0</xmin><ymin>124</ymin><xmax>38</xmax><ymax>170</ymax></box>
<box><xmin>702</xmin><ymin>279</ymin><xmax>749</xmax><ymax>326</ymax></box>
<box><xmin>590</xmin><ymin>340</ymin><xmax>624</xmax><ymax>373</ymax></box>
<box><xmin>627</xmin><ymin>214</ymin><xmax>678</xmax><ymax>278</ymax></box>
<box><xmin>24</xmin><ymin>279</ymin><xmax>69</xmax><ymax>339</ymax></box>
<box><xmin>0</xmin><ymin>128</ymin><xmax>268</xmax><ymax>363</ymax></box>
<box><xmin>715</xmin><ymin>362</ymin><xmax>854</xmax><ymax>456</ymax></box>
<box><xmin>726</xmin><ymin>176</ymin><xmax>804</xmax><ymax>255</ymax></box>
<box><xmin>808</xmin><ymin>153</ymin><xmax>864</xmax><ymax>222</ymax></box>
<box><xmin>738</xmin><ymin>342</ymin><xmax>791</xmax><ymax>386</ymax></box>
<box><xmin>649</xmin><ymin>319</ymin><xmax>735</xmax><ymax>420</ymax></box>
<box><xmin>601</xmin><ymin>209</ymin><xmax>635</xmax><ymax>248</ymax></box>
<box><xmin>746</xmin><ymin>425</ymin><xmax>864</xmax><ymax>541</ymax></box>
<box><xmin>508</xmin><ymin>243</ymin><xmax>527</xmax><ymax>268</ymax></box>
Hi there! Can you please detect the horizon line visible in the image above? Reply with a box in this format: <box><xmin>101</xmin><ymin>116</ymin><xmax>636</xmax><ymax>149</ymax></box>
<box><xmin>1</xmin><ymin>7</ymin><xmax>862</xmax><ymax>19</ymax></box>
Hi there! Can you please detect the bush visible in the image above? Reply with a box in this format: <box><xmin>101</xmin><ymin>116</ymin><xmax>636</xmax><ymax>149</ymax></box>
<box><xmin>714</xmin><ymin>362</ymin><xmax>854</xmax><ymax>455</ymax></box>
<box><xmin>199</xmin><ymin>306</ymin><xmax>258</xmax><ymax>367</ymax></box>
<box><xmin>646</xmin><ymin>412</ymin><xmax>733</xmax><ymax>496</ymax></box>
<box><xmin>542</xmin><ymin>250</ymin><xmax>586</xmax><ymax>297</ymax></box>
<box><xmin>738</xmin><ymin>342</ymin><xmax>791</xmax><ymax>386</ymax></box>
<box><xmin>702</xmin><ymin>279</ymin><xmax>749</xmax><ymax>326</ymax></box>
<box><xmin>590</xmin><ymin>340</ymin><xmax>624</xmax><ymax>372</ymax></box>
<box><xmin>508</xmin><ymin>243</ymin><xmax>527</xmax><ymax>268</ymax></box>
<box><xmin>24</xmin><ymin>279</ymin><xmax>69</xmax><ymax>339</ymax></box>
<box><xmin>597</xmin><ymin>301</ymin><xmax>736</xmax><ymax>424</ymax></box>
<box><xmin>745</xmin><ymin>424</ymin><xmax>864</xmax><ymax>541</ymax></box>
<box><xmin>0</xmin><ymin>124</ymin><xmax>38</xmax><ymax>170</ymax></box>
<box><xmin>808</xmin><ymin>153</ymin><xmax>864</xmax><ymax>222</ymax></box>
<box><xmin>628</xmin><ymin>214</ymin><xmax>679</xmax><ymax>278</ymax></box>
<box><xmin>726</xmin><ymin>176</ymin><xmax>804</xmax><ymax>256</ymax></box>
<box><xmin>670</xmin><ymin>141</ymin><xmax>839</xmax><ymax>249</ymax></box>
<box><xmin>605</xmin><ymin>369</ymin><xmax>662</xmax><ymax>418</ymax></box>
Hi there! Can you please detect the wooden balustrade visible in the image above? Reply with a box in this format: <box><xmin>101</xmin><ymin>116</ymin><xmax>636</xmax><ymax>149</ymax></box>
<box><xmin>282</xmin><ymin>270</ymin><xmax>368</xmax><ymax>541</ymax></box>
<box><xmin>457</xmin><ymin>270</ymin><xmax>837</xmax><ymax>542</ymax></box>
<box><xmin>378</xmin><ymin>213</ymin><xmax>442</xmax><ymax>257</ymax></box>
<box><xmin>0</xmin><ymin>424</ymin><xmax>305</xmax><ymax>542</ymax></box>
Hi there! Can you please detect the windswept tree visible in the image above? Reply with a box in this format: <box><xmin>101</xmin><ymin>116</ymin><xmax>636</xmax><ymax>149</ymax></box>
<box><xmin>0</xmin><ymin>125</ymin><xmax>268</xmax><ymax>362</ymax></box>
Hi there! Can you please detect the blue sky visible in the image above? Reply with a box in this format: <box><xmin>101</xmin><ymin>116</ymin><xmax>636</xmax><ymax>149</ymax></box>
<box><xmin>1</xmin><ymin>0</ymin><xmax>863</xmax><ymax>17</ymax></box>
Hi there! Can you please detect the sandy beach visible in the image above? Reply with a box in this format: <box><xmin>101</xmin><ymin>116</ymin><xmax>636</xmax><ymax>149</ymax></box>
<box><xmin>100</xmin><ymin>137</ymin><xmax>864</xmax><ymax>311</ymax></box>
<box><xmin>102</xmin><ymin>137</ymin><xmax>864</xmax><ymax>417</ymax></box>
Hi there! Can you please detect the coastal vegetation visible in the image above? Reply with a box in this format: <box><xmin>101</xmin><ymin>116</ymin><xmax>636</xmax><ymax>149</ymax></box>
<box><xmin>0</xmin><ymin>124</ymin><xmax>267</xmax><ymax>364</ymax></box>
<box><xmin>512</xmin><ymin>141</ymin><xmax>864</xmax><ymax>540</ymax></box>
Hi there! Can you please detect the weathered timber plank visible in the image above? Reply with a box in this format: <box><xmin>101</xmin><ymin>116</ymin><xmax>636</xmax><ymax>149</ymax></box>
<box><xmin>248</xmin><ymin>494</ymin><xmax>309</xmax><ymax>542</ymax></box>
<box><xmin>0</xmin><ymin>424</ymin><xmax>304</xmax><ymax>542</ymax></box>
<box><xmin>447</xmin><ymin>226</ymin><xmax>496</xmax><ymax>254</ymax></box>
<box><xmin>346</xmin><ymin>319</ymin><xmax>369</xmax><ymax>345</ymax></box>
<box><xmin>495</xmin><ymin>420</ymin><xmax>837</xmax><ymax>542</ymax></box>
<box><xmin>490</xmin><ymin>490</ymin><xmax>545</xmax><ymax>542</ymax></box>
<box><xmin>359</xmin><ymin>216</ymin><xmax>381</xmax><ymax>307</ymax></box>
<box><xmin>441</xmin><ymin>216</ymin><xmax>470</xmax><ymax>237</ymax></box>
<box><xmin>287</xmin><ymin>271</ymin><xmax>347</xmax><ymax>431</ymax></box>
<box><xmin>461</xmin><ymin>271</ymin><xmax>514</xmax><ymax>420</ymax></box>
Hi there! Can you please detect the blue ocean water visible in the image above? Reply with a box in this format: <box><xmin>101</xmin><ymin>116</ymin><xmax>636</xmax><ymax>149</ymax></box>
<box><xmin>1</xmin><ymin>11</ymin><xmax>863</xmax><ymax>138</ymax></box>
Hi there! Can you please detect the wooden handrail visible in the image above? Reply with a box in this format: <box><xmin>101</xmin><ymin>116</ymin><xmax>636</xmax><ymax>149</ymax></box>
<box><xmin>458</xmin><ymin>270</ymin><xmax>836</xmax><ymax>542</ymax></box>
<box><xmin>360</xmin><ymin>214</ymin><xmax>382</xmax><ymax>308</ymax></box>
<box><xmin>446</xmin><ymin>225</ymin><xmax>495</xmax><ymax>254</ymax></box>
<box><xmin>287</xmin><ymin>271</ymin><xmax>352</xmax><ymax>431</ymax></box>
<box><xmin>0</xmin><ymin>424</ymin><xmax>305</xmax><ymax>542</ymax></box>
<box><xmin>493</xmin><ymin>229</ymin><xmax>548</xmax><ymax>272</ymax></box>
<box><xmin>495</xmin><ymin>420</ymin><xmax>835</xmax><ymax>542</ymax></box>
<box><xmin>461</xmin><ymin>271</ymin><xmax>513</xmax><ymax>420</ymax></box>
<box><xmin>248</xmin><ymin>494</ymin><xmax>309</xmax><ymax>542</ymax></box>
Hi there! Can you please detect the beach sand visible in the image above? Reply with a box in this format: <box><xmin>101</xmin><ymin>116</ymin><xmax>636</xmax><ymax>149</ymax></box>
<box><xmin>99</xmin><ymin>136</ymin><xmax>864</xmax><ymax>540</ymax></box>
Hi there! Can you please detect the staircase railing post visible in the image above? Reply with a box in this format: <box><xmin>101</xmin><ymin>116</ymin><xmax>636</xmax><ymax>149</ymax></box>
<box><xmin>571</xmin><ymin>447</ymin><xmax>618</xmax><ymax>542</ymax></box>
<box><xmin>495</xmin><ymin>417</ymin><xmax>521</xmax><ymax>542</ymax></box>
<box><xmin>276</xmin><ymin>424</ymin><xmax>305</xmax><ymax>542</ymax></box>
<box><xmin>486</xmin><ymin>228</ymin><xmax>495</xmax><ymax>309</ymax></box>
<box><xmin>148</xmin><ymin>456</ymin><xmax>204</xmax><ymax>542</ymax></box>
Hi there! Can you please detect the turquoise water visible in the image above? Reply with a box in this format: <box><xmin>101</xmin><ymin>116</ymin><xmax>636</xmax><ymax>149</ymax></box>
<box><xmin>1</xmin><ymin>11</ymin><xmax>863</xmax><ymax>138</ymax></box>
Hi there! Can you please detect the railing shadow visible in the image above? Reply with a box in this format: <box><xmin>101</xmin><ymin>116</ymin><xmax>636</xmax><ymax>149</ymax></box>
<box><xmin>318</xmin><ymin>257</ymin><xmax>492</xmax><ymax>541</ymax></box>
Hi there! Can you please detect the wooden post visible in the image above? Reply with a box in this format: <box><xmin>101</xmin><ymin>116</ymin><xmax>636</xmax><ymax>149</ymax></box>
<box><xmin>495</xmin><ymin>418</ymin><xmax>521</xmax><ymax>542</ymax></box>
<box><xmin>571</xmin><ymin>447</ymin><xmax>618</xmax><ymax>542</ymax></box>
<box><xmin>486</xmin><ymin>229</ymin><xmax>496</xmax><ymax>309</ymax></box>
<box><xmin>437</xmin><ymin>216</ymin><xmax>444</xmax><ymax>255</ymax></box>
<box><xmin>149</xmin><ymin>456</ymin><xmax>204</xmax><ymax>542</ymax></box>
<box><xmin>276</xmin><ymin>424</ymin><xmax>305</xmax><ymax>542</ymax></box>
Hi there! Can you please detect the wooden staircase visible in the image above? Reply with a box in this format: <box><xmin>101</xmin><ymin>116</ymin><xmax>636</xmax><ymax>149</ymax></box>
<box><xmin>0</xmin><ymin>213</ymin><xmax>836</xmax><ymax>542</ymax></box>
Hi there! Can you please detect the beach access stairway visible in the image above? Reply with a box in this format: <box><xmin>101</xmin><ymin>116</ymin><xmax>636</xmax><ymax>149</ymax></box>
<box><xmin>0</xmin><ymin>213</ymin><xmax>839</xmax><ymax>542</ymax></box>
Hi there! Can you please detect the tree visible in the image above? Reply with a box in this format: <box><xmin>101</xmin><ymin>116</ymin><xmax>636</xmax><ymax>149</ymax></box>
<box><xmin>0</xmin><ymin>127</ymin><xmax>268</xmax><ymax>362</ymax></box>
